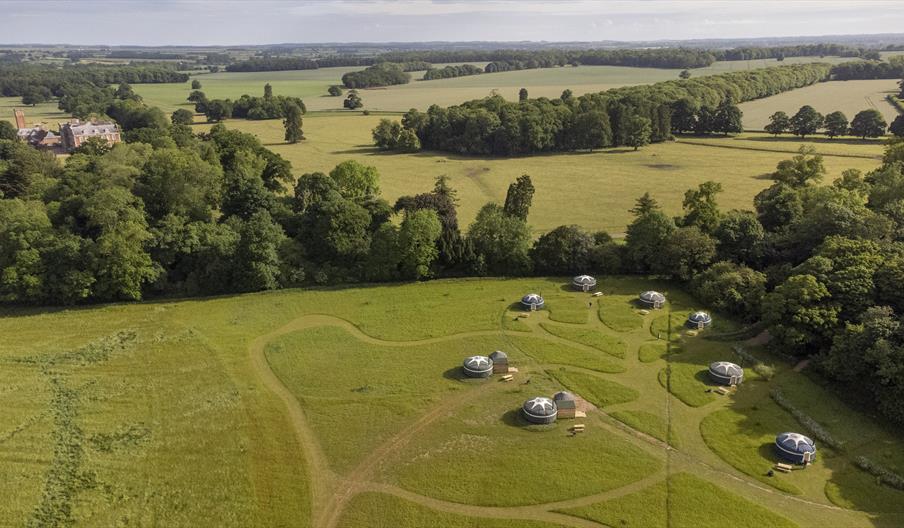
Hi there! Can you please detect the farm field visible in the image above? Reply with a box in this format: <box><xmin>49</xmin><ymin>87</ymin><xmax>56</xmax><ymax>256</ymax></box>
<box><xmin>187</xmin><ymin>114</ymin><xmax>883</xmax><ymax>235</ymax></box>
<box><xmin>120</xmin><ymin>55</ymin><xmax>863</xmax><ymax>114</ymax></box>
<box><xmin>2</xmin><ymin>277</ymin><xmax>903</xmax><ymax>527</ymax></box>
<box><xmin>739</xmin><ymin>79</ymin><xmax>901</xmax><ymax>130</ymax></box>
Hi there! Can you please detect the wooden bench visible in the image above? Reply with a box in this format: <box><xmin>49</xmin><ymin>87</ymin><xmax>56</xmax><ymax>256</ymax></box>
<box><xmin>715</xmin><ymin>386</ymin><xmax>730</xmax><ymax>395</ymax></box>
<box><xmin>774</xmin><ymin>463</ymin><xmax>793</xmax><ymax>473</ymax></box>
<box><xmin>570</xmin><ymin>424</ymin><xmax>585</xmax><ymax>431</ymax></box>
<box><xmin>591</xmin><ymin>292</ymin><xmax>603</xmax><ymax>297</ymax></box>
<box><xmin>517</xmin><ymin>313</ymin><xmax>530</xmax><ymax>318</ymax></box>
<box><xmin>639</xmin><ymin>309</ymin><xmax>650</xmax><ymax>315</ymax></box>
<box><xmin>500</xmin><ymin>374</ymin><xmax>514</xmax><ymax>382</ymax></box>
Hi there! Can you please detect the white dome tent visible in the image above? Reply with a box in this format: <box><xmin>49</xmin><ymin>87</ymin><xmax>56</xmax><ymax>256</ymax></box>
<box><xmin>639</xmin><ymin>291</ymin><xmax>665</xmax><ymax>309</ymax></box>
<box><xmin>708</xmin><ymin>361</ymin><xmax>744</xmax><ymax>386</ymax></box>
<box><xmin>688</xmin><ymin>311</ymin><xmax>713</xmax><ymax>329</ymax></box>
<box><xmin>520</xmin><ymin>293</ymin><xmax>545</xmax><ymax>311</ymax></box>
<box><xmin>521</xmin><ymin>396</ymin><xmax>557</xmax><ymax>424</ymax></box>
<box><xmin>462</xmin><ymin>355</ymin><xmax>493</xmax><ymax>378</ymax></box>
<box><xmin>775</xmin><ymin>432</ymin><xmax>817</xmax><ymax>464</ymax></box>
<box><xmin>572</xmin><ymin>275</ymin><xmax>597</xmax><ymax>292</ymax></box>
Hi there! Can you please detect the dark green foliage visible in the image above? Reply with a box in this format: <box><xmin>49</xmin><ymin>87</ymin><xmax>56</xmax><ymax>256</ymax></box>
<box><xmin>0</xmin><ymin>62</ymin><xmax>188</xmax><ymax>98</ymax></box>
<box><xmin>790</xmin><ymin>105</ymin><xmax>824</xmax><ymax>138</ymax></box>
<box><xmin>714</xmin><ymin>210</ymin><xmax>764</xmax><ymax>265</ymax></box>
<box><xmin>625</xmin><ymin>195</ymin><xmax>676</xmax><ymax>273</ymax></box>
<box><xmin>344</xmin><ymin>90</ymin><xmax>363</xmax><ymax>109</ymax></box>
<box><xmin>850</xmin><ymin>109</ymin><xmax>887</xmax><ymax>139</ymax></box>
<box><xmin>171</xmin><ymin>108</ymin><xmax>194</xmax><ymax>126</ymax></box>
<box><xmin>765</xmin><ymin>111</ymin><xmax>790</xmax><ymax>136</ymax></box>
<box><xmin>231</xmin><ymin>92</ymin><xmax>306</xmax><ymax>120</ymax></box>
<box><xmin>692</xmin><ymin>261</ymin><xmax>766</xmax><ymax>321</ymax></box>
<box><xmin>530</xmin><ymin>225</ymin><xmax>595</xmax><ymax>274</ymax></box>
<box><xmin>328</xmin><ymin>85</ymin><xmax>344</xmax><ymax>96</ymax></box>
<box><xmin>467</xmin><ymin>203</ymin><xmax>532</xmax><ymax>276</ymax></box>
<box><xmin>0</xmin><ymin>121</ymin><xmax>17</xmax><ymax>141</ymax></box>
<box><xmin>503</xmin><ymin>174</ymin><xmax>534</xmax><ymax>221</ymax></box>
<box><xmin>342</xmin><ymin>63</ymin><xmax>410</xmax><ymax>89</ymax></box>
<box><xmin>283</xmin><ymin>103</ymin><xmax>304</xmax><ymax>143</ymax></box>
<box><xmin>423</xmin><ymin>64</ymin><xmax>482</xmax><ymax>80</ymax></box>
<box><xmin>681</xmin><ymin>180</ymin><xmax>722</xmax><ymax>233</ymax></box>
<box><xmin>823</xmin><ymin>111</ymin><xmax>849</xmax><ymax>138</ymax></box>
<box><xmin>191</xmin><ymin>79</ymin><xmax>202</xmax><ymax>90</ymax></box>
<box><xmin>890</xmin><ymin>115</ymin><xmax>904</xmax><ymax>137</ymax></box>
<box><xmin>518</xmin><ymin>88</ymin><xmax>528</xmax><ymax>101</ymax></box>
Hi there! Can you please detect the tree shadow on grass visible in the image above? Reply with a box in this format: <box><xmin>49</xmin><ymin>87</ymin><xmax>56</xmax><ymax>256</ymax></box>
<box><xmin>742</xmin><ymin>136</ymin><xmax>883</xmax><ymax>147</ymax></box>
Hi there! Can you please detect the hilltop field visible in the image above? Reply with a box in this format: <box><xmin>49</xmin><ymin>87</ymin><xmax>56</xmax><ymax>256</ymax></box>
<box><xmin>2</xmin><ymin>277</ymin><xmax>904</xmax><ymax>527</ymax></box>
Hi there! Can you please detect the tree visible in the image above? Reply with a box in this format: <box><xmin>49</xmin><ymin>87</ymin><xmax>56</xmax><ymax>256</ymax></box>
<box><xmin>134</xmin><ymin>148</ymin><xmax>223</xmax><ymax>223</ymax></box>
<box><xmin>790</xmin><ymin>105</ymin><xmax>824</xmax><ymax>138</ymax></box>
<box><xmin>890</xmin><ymin>115</ymin><xmax>904</xmax><ymax>137</ymax></box>
<box><xmin>713</xmin><ymin>97</ymin><xmax>743</xmax><ymax>135</ymax></box>
<box><xmin>679</xmin><ymin>69</ymin><xmax>691</xmax><ymax>79</ymax></box>
<box><xmin>519</xmin><ymin>88</ymin><xmax>528</xmax><ymax>102</ymax></box>
<box><xmin>671</xmin><ymin>99</ymin><xmax>698</xmax><ymax>134</ymax></box>
<box><xmin>657</xmin><ymin>226</ymin><xmax>716</xmax><ymax>280</ymax></box>
<box><xmin>204</xmin><ymin>99</ymin><xmax>233</xmax><ymax>122</ymax></box>
<box><xmin>264</xmin><ymin>83</ymin><xmax>273</xmax><ymax>99</ymax></box>
<box><xmin>770</xmin><ymin>146</ymin><xmax>825</xmax><ymax>187</ymax></box>
<box><xmin>823</xmin><ymin>111</ymin><xmax>849</xmax><ymax>138</ymax></box>
<box><xmin>329</xmin><ymin>160</ymin><xmax>380</xmax><ymax>200</ymax></box>
<box><xmin>693</xmin><ymin>105</ymin><xmax>716</xmax><ymax>135</ymax></box>
<box><xmin>691</xmin><ymin>261</ymin><xmax>766</xmax><ymax>321</ymax></box>
<box><xmin>398</xmin><ymin>209</ymin><xmax>442</xmax><ymax>279</ymax></box>
<box><xmin>849</xmin><ymin>109</ymin><xmax>887</xmax><ymax>139</ymax></box>
<box><xmin>681</xmin><ymin>180</ymin><xmax>723</xmax><ymax>233</ymax></box>
<box><xmin>344</xmin><ymin>90</ymin><xmax>363</xmax><ymax>110</ymax></box>
<box><xmin>625</xmin><ymin>197</ymin><xmax>675</xmax><ymax>273</ymax></box>
<box><xmin>115</xmin><ymin>82</ymin><xmax>138</xmax><ymax>100</ymax></box>
<box><xmin>191</xmin><ymin>79</ymin><xmax>202</xmax><ymax>90</ymax></box>
<box><xmin>624</xmin><ymin>115</ymin><xmax>652</xmax><ymax>150</ymax></box>
<box><xmin>171</xmin><ymin>108</ymin><xmax>194</xmax><ymax>126</ymax></box>
<box><xmin>21</xmin><ymin>87</ymin><xmax>49</xmax><ymax>106</ymax></box>
<box><xmin>283</xmin><ymin>103</ymin><xmax>304</xmax><ymax>143</ymax></box>
<box><xmin>763</xmin><ymin>274</ymin><xmax>840</xmax><ymax>356</ymax></box>
<box><xmin>630</xmin><ymin>192</ymin><xmax>659</xmax><ymax>217</ymax></box>
<box><xmin>0</xmin><ymin>121</ymin><xmax>16</xmax><ymax>140</ymax></box>
<box><xmin>396</xmin><ymin>128</ymin><xmax>421</xmax><ymax>153</ymax></box>
<box><xmin>467</xmin><ymin>203</ymin><xmax>532</xmax><ymax>276</ymax></box>
<box><xmin>764</xmin><ymin>111</ymin><xmax>790</xmax><ymax>136</ymax></box>
<box><xmin>713</xmin><ymin>210</ymin><xmax>764</xmax><ymax>264</ymax></box>
<box><xmin>372</xmin><ymin>119</ymin><xmax>401</xmax><ymax>150</ymax></box>
<box><xmin>328</xmin><ymin>85</ymin><xmax>343</xmax><ymax>97</ymax></box>
<box><xmin>530</xmin><ymin>225</ymin><xmax>594</xmax><ymax>274</ymax></box>
<box><xmin>228</xmin><ymin>210</ymin><xmax>284</xmax><ymax>292</ymax></box>
<box><xmin>503</xmin><ymin>174</ymin><xmax>535</xmax><ymax>221</ymax></box>
<box><xmin>570</xmin><ymin>110</ymin><xmax>612</xmax><ymax>151</ymax></box>
<box><xmin>560</xmin><ymin>89</ymin><xmax>573</xmax><ymax>102</ymax></box>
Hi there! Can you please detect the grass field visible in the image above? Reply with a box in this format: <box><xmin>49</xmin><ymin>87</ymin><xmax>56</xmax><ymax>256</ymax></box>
<box><xmin>3</xmin><ymin>277</ymin><xmax>904</xmax><ymax>527</ymax></box>
<box><xmin>739</xmin><ymin>79</ymin><xmax>901</xmax><ymax>130</ymax></box>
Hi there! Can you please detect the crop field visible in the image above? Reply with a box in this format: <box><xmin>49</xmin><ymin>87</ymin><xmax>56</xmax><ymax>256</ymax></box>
<box><xmin>739</xmin><ymin>79</ymin><xmax>901</xmax><ymax>130</ymax></box>
<box><xmin>188</xmin><ymin>114</ymin><xmax>883</xmax><ymax>235</ymax></box>
<box><xmin>116</xmin><ymin>55</ymin><xmax>863</xmax><ymax>115</ymax></box>
<box><xmin>2</xmin><ymin>277</ymin><xmax>904</xmax><ymax>527</ymax></box>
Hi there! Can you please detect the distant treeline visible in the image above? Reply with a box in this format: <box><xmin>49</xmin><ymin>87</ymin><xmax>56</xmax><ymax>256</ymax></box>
<box><xmin>383</xmin><ymin>48</ymin><xmax>717</xmax><ymax>69</ymax></box>
<box><xmin>830</xmin><ymin>57</ymin><xmax>904</xmax><ymax>80</ymax></box>
<box><xmin>711</xmin><ymin>43</ymin><xmax>868</xmax><ymax>61</ymax></box>
<box><xmin>225</xmin><ymin>56</ymin><xmax>375</xmax><ymax>72</ymax></box>
<box><xmin>396</xmin><ymin>63</ymin><xmax>830</xmax><ymax>156</ymax></box>
<box><xmin>0</xmin><ymin>63</ymin><xmax>189</xmax><ymax>97</ymax></box>
<box><xmin>106</xmin><ymin>50</ymin><xmax>190</xmax><ymax>60</ymax></box>
<box><xmin>341</xmin><ymin>63</ymin><xmax>411</xmax><ymax>89</ymax></box>
<box><xmin>422</xmin><ymin>64</ymin><xmax>484</xmax><ymax>80</ymax></box>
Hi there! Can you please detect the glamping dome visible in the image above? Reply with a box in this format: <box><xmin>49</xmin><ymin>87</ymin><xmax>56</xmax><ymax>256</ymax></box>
<box><xmin>639</xmin><ymin>291</ymin><xmax>666</xmax><ymax>309</ymax></box>
<box><xmin>521</xmin><ymin>293</ymin><xmax>545</xmax><ymax>311</ymax></box>
<box><xmin>522</xmin><ymin>396</ymin><xmax>557</xmax><ymax>424</ymax></box>
<box><xmin>688</xmin><ymin>311</ymin><xmax>713</xmax><ymax>328</ymax></box>
<box><xmin>775</xmin><ymin>432</ymin><xmax>817</xmax><ymax>463</ymax></box>
<box><xmin>708</xmin><ymin>361</ymin><xmax>744</xmax><ymax>386</ymax></box>
<box><xmin>489</xmin><ymin>350</ymin><xmax>509</xmax><ymax>373</ymax></box>
<box><xmin>572</xmin><ymin>275</ymin><xmax>597</xmax><ymax>291</ymax></box>
<box><xmin>462</xmin><ymin>355</ymin><xmax>493</xmax><ymax>378</ymax></box>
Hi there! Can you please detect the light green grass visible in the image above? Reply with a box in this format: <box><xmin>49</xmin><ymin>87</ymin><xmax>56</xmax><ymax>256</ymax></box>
<box><xmin>610</xmin><ymin>410</ymin><xmax>677</xmax><ymax>446</ymax></box>
<box><xmin>825</xmin><ymin>468</ymin><xmax>904</xmax><ymax>513</ymax></box>
<box><xmin>508</xmin><ymin>335</ymin><xmax>625</xmax><ymax>373</ymax></box>
<box><xmin>386</xmin><ymin>387</ymin><xmax>661</xmax><ymax>506</ymax></box>
<box><xmin>338</xmin><ymin>492</ymin><xmax>562</xmax><ymax>528</ymax></box>
<box><xmin>638</xmin><ymin>340</ymin><xmax>683</xmax><ymax>363</ymax></box>
<box><xmin>545</xmin><ymin>295</ymin><xmax>591</xmax><ymax>324</ymax></box>
<box><xmin>549</xmin><ymin>368</ymin><xmax>639</xmax><ymax>408</ymax></box>
<box><xmin>502</xmin><ymin>313</ymin><xmax>532</xmax><ymax>332</ymax></box>
<box><xmin>559</xmin><ymin>472</ymin><xmax>798</xmax><ymax>528</ymax></box>
<box><xmin>700</xmin><ymin>407</ymin><xmax>802</xmax><ymax>495</ymax></box>
<box><xmin>540</xmin><ymin>322</ymin><xmax>627</xmax><ymax>358</ymax></box>
<box><xmin>597</xmin><ymin>295</ymin><xmax>643</xmax><ymax>332</ymax></box>
<box><xmin>658</xmin><ymin>365</ymin><xmax>715</xmax><ymax>408</ymax></box>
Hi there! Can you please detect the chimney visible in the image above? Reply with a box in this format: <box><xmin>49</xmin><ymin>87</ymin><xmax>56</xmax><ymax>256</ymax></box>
<box><xmin>14</xmin><ymin>109</ymin><xmax>26</xmax><ymax>129</ymax></box>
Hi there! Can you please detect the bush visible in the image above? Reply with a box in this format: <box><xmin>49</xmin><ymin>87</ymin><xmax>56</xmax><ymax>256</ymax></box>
<box><xmin>752</xmin><ymin>363</ymin><xmax>775</xmax><ymax>381</ymax></box>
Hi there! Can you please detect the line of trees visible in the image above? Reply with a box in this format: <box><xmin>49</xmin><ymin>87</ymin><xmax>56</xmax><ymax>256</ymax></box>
<box><xmin>382</xmin><ymin>63</ymin><xmax>828</xmax><ymax>156</ymax></box>
<box><xmin>711</xmin><ymin>43</ymin><xmax>868</xmax><ymax>61</ymax></box>
<box><xmin>830</xmin><ymin>57</ymin><xmax>904</xmax><ymax>80</ymax></box>
<box><xmin>422</xmin><ymin>64</ymin><xmax>484</xmax><ymax>81</ymax></box>
<box><xmin>225</xmin><ymin>56</ymin><xmax>375</xmax><ymax>72</ymax></box>
<box><xmin>0</xmin><ymin>63</ymin><xmax>189</xmax><ymax>98</ymax></box>
<box><xmin>380</xmin><ymin>48</ymin><xmax>718</xmax><ymax>69</ymax></box>
<box><xmin>188</xmin><ymin>85</ymin><xmax>306</xmax><ymax>122</ymax></box>
<box><xmin>341</xmin><ymin>63</ymin><xmax>411</xmax><ymax>89</ymax></box>
<box><xmin>765</xmin><ymin>106</ymin><xmax>894</xmax><ymax>139</ymax></box>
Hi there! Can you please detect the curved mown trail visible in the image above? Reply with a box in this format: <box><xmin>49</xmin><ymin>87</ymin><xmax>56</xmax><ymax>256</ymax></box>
<box><xmin>248</xmin><ymin>312</ymin><xmax>860</xmax><ymax>528</ymax></box>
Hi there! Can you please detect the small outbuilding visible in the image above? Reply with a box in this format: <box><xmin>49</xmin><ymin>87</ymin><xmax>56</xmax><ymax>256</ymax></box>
<box><xmin>522</xmin><ymin>396</ymin><xmax>557</xmax><ymax>424</ymax></box>
<box><xmin>552</xmin><ymin>391</ymin><xmax>577</xmax><ymax>419</ymax></box>
<box><xmin>521</xmin><ymin>293</ymin><xmax>545</xmax><ymax>311</ymax></box>
<box><xmin>639</xmin><ymin>291</ymin><xmax>666</xmax><ymax>309</ymax></box>
<box><xmin>708</xmin><ymin>361</ymin><xmax>744</xmax><ymax>386</ymax></box>
<box><xmin>489</xmin><ymin>350</ymin><xmax>510</xmax><ymax>374</ymax></box>
<box><xmin>572</xmin><ymin>275</ymin><xmax>597</xmax><ymax>292</ymax></box>
<box><xmin>775</xmin><ymin>432</ymin><xmax>817</xmax><ymax>464</ymax></box>
<box><xmin>688</xmin><ymin>311</ymin><xmax>713</xmax><ymax>329</ymax></box>
<box><xmin>462</xmin><ymin>355</ymin><xmax>493</xmax><ymax>378</ymax></box>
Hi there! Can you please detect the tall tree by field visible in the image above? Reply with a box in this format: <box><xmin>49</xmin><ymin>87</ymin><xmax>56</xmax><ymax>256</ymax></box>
<box><xmin>771</xmin><ymin>146</ymin><xmax>826</xmax><ymax>187</ymax></box>
<box><xmin>713</xmin><ymin>97</ymin><xmax>743</xmax><ymax>135</ymax></box>
<box><xmin>344</xmin><ymin>90</ymin><xmax>363</xmax><ymax>109</ymax></box>
<box><xmin>21</xmin><ymin>86</ymin><xmax>50</xmax><ymax>106</ymax></box>
<box><xmin>467</xmin><ymin>203</ymin><xmax>532</xmax><ymax>276</ymax></box>
<box><xmin>681</xmin><ymin>180</ymin><xmax>723</xmax><ymax>233</ymax></box>
<box><xmin>191</xmin><ymin>79</ymin><xmax>202</xmax><ymax>89</ymax></box>
<box><xmin>561</xmin><ymin>89</ymin><xmax>574</xmax><ymax>102</ymax></box>
<box><xmin>764</xmin><ymin>111</ymin><xmax>790</xmax><ymax>136</ymax></box>
<box><xmin>519</xmin><ymin>88</ymin><xmax>528</xmax><ymax>102</ymax></box>
<box><xmin>503</xmin><ymin>174</ymin><xmax>535</xmax><ymax>221</ymax></box>
<box><xmin>849</xmin><ymin>109</ymin><xmax>887</xmax><ymax>139</ymax></box>
<box><xmin>398</xmin><ymin>208</ymin><xmax>442</xmax><ymax>279</ymax></box>
<box><xmin>625</xmin><ymin>115</ymin><xmax>652</xmax><ymax>150</ymax></box>
<box><xmin>890</xmin><ymin>115</ymin><xmax>904</xmax><ymax>137</ymax></box>
<box><xmin>625</xmin><ymin>193</ymin><xmax>676</xmax><ymax>273</ymax></box>
<box><xmin>205</xmin><ymin>99</ymin><xmax>233</xmax><ymax>122</ymax></box>
<box><xmin>671</xmin><ymin>99</ymin><xmax>698</xmax><ymax>134</ymax></box>
<box><xmin>790</xmin><ymin>105</ymin><xmax>824</xmax><ymax>138</ymax></box>
<box><xmin>283</xmin><ymin>103</ymin><xmax>304</xmax><ymax>144</ymax></box>
<box><xmin>171</xmin><ymin>108</ymin><xmax>194</xmax><ymax>126</ymax></box>
<box><xmin>0</xmin><ymin>121</ymin><xmax>16</xmax><ymax>141</ymax></box>
<box><xmin>679</xmin><ymin>69</ymin><xmax>691</xmax><ymax>79</ymax></box>
<box><xmin>264</xmin><ymin>83</ymin><xmax>273</xmax><ymax>99</ymax></box>
<box><xmin>823</xmin><ymin>111</ymin><xmax>849</xmax><ymax>138</ymax></box>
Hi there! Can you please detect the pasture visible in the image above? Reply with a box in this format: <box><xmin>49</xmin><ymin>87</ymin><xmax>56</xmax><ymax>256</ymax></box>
<box><xmin>188</xmin><ymin>114</ymin><xmax>883</xmax><ymax>235</ymax></box>
<box><xmin>2</xmin><ymin>277</ymin><xmax>904</xmax><ymax>527</ymax></box>
<box><xmin>739</xmin><ymin>79</ymin><xmax>901</xmax><ymax>130</ymax></box>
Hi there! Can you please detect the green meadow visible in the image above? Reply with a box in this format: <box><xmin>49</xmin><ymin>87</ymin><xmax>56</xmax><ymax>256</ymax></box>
<box><xmin>2</xmin><ymin>277</ymin><xmax>904</xmax><ymax>527</ymax></box>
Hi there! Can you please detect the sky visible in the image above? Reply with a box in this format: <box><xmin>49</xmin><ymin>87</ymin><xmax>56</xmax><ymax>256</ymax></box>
<box><xmin>3</xmin><ymin>0</ymin><xmax>904</xmax><ymax>46</ymax></box>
